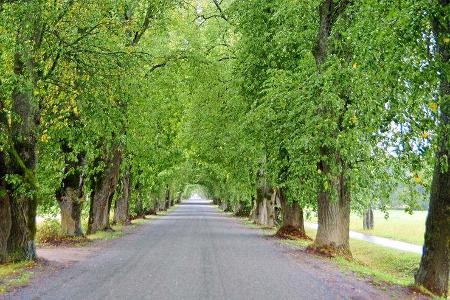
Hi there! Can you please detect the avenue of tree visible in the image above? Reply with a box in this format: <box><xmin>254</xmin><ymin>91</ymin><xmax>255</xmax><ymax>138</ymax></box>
<box><xmin>0</xmin><ymin>0</ymin><xmax>448</xmax><ymax>296</ymax></box>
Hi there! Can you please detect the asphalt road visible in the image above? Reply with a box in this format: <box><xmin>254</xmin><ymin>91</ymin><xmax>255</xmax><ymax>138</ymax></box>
<box><xmin>7</xmin><ymin>198</ymin><xmax>392</xmax><ymax>300</ymax></box>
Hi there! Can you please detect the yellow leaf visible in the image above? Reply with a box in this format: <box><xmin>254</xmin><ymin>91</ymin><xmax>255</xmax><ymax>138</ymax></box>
<box><xmin>414</xmin><ymin>174</ymin><xmax>422</xmax><ymax>184</ymax></box>
<box><xmin>444</xmin><ymin>37</ymin><xmax>450</xmax><ymax>44</ymax></box>
<box><xmin>352</xmin><ymin>63</ymin><xmax>357</xmax><ymax>69</ymax></box>
<box><xmin>40</xmin><ymin>133</ymin><xmax>49</xmax><ymax>143</ymax></box>
<box><xmin>428</xmin><ymin>102</ymin><xmax>438</xmax><ymax>113</ymax></box>
<box><xmin>421</xmin><ymin>131</ymin><xmax>430</xmax><ymax>139</ymax></box>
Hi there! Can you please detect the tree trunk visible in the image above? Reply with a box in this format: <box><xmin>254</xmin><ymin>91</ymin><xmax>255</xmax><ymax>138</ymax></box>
<box><xmin>4</xmin><ymin>24</ymin><xmax>41</xmax><ymax>261</ymax></box>
<box><xmin>7</xmin><ymin>195</ymin><xmax>37</xmax><ymax>261</ymax></box>
<box><xmin>256</xmin><ymin>185</ymin><xmax>275</xmax><ymax>227</ymax></box>
<box><xmin>87</xmin><ymin>146</ymin><xmax>122</xmax><ymax>234</ymax></box>
<box><xmin>415</xmin><ymin>148</ymin><xmax>450</xmax><ymax>296</ymax></box>
<box><xmin>164</xmin><ymin>187</ymin><xmax>170</xmax><ymax>210</ymax></box>
<box><xmin>58</xmin><ymin>188</ymin><xmax>83</xmax><ymax>236</ymax></box>
<box><xmin>277</xmin><ymin>188</ymin><xmax>305</xmax><ymax>233</ymax></box>
<box><xmin>311</xmin><ymin>0</ymin><xmax>353</xmax><ymax>257</ymax></box>
<box><xmin>0</xmin><ymin>190</ymin><xmax>11</xmax><ymax>263</ymax></box>
<box><xmin>415</xmin><ymin>4</ymin><xmax>449</xmax><ymax>295</ymax></box>
<box><xmin>135</xmin><ymin>193</ymin><xmax>145</xmax><ymax>218</ymax></box>
<box><xmin>57</xmin><ymin>147</ymin><xmax>85</xmax><ymax>237</ymax></box>
<box><xmin>249</xmin><ymin>196</ymin><xmax>259</xmax><ymax>223</ymax></box>
<box><xmin>363</xmin><ymin>207</ymin><xmax>374</xmax><ymax>230</ymax></box>
<box><xmin>314</xmin><ymin>167</ymin><xmax>351</xmax><ymax>256</ymax></box>
<box><xmin>114</xmin><ymin>170</ymin><xmax>131</xmax><ymax>225</ymax></box>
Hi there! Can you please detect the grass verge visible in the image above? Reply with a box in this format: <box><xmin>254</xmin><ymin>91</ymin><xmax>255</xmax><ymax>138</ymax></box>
<box><xmin>239</xmin><ymin>218</ymin><xmax>449</xmax><ymax>297</ymax></box>
<box><xmin>0</xmin><ymin>261</ymin><xmax>35</xmax><ymax>295</ymax></box>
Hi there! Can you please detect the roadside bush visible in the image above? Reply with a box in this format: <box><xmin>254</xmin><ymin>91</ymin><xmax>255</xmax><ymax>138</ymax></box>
<box><xmin>36</xmin><ymin>220</ymin><xmax>62</xmax><ymax>245</ymax></box>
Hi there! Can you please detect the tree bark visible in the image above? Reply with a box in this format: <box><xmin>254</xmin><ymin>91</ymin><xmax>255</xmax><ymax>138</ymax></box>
<box><xmin>415</xmin><ymin>3</ymin><xmax>449</xmax><ymax>295</ymax></box>
<box><xmin>314</xmin><ymin>166</ymin><xmax>351</xmax><ymax>256</ymax></box>
<box><xmin>114</xmin><ymin>170</ymin><xmax>131</xmax><ymax>225</ymax></box>
<box><xmin>164</xmin><ymin>186</ymin><xmax>170</xmax><ymax>210</ymax></box>
<box><xmin>57</xmin><ymin>146</ymin><xmax>85</xmax><ymax>236</ymax></box>
<box><xmin>256</xmin><ymin>184</ymin><xmax>275</xmax><ymax>227</ymax></box>
<box><xmin>58</xmin><ymin>188</ymin><xmax>83</xmax><ymax>236</ymax></box>
<box><xmin>311</xmin><ymin>0</ymin><xmax>353</xmax><ymax>257</ymax></box>
<box><xmin>249</xmin><ymin>196</ymin><xmax>259</xmax><ymax>223</ymax></box>
<box><xmin>277</xmin><ymin>188</ymin><xmax>305</xmax><ymax>234</ymax></box>
<box><xmin>87</xmin><ymin>146</ymin><xmax>122</xmax><ymax>234</ymax></box>
<box><xmin>0</xmin><ymin>189</ymin><xmax>11</xmax><ymax>263</ymax></box>
<box><xmin>363</xmin><ymin>206</ymin><xmax>374</xmax><ymax>230</ymax></box>
<box><xmin>4</xmin><ymin>21</ymin><xmax>42</xmax><ymax>261</ymax></box>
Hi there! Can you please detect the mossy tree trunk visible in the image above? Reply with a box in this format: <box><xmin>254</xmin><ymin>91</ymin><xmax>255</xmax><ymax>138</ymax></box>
<box><xmin>0</xmin><ymin>183</ymin><xmax>11</xmax><ymax>263</ymax></box>
<box><xmin>4</xmin><ymin>13</ymin><xmax>44</xmax><ymax>260</ymax></box>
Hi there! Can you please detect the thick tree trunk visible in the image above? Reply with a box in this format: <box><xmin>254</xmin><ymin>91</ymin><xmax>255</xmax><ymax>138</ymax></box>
<box><xmin>58</xmin><ymin>188</ymin><xmax>83</xmax><ymax>236</ymax></box>
<box><xmin>0</xmin><ymin>191</ymin><xmax>11</xmax><ymax>263</ymax></box>
<box><xmin>164</xmin><ymin>187</ymin><xmax>170</xmax><ymax>210</ymax></box>
<box><xmin>87</xmin><ymin>146</ymin><xmax>122</xmax><ymax>234</ymax></box>
<box><xmin>415</xmin><ymin>149</ymin><xmax>450</xmax><ymax>296</ymax></box>
<box><xmin>314</xmin><ymin>169</ymin><xmax>351</xmax><ymax>256</ymax></box>
<box><xmin>311</xmin><ymin>0</ymin><xmax>353</xmax><ymax>257</ymax></box>
<box><xmin>57</xmin><ymin>148</ymin><xmax>85</xmax><ymax>237</ymax></box>
<box><xmin>249</xmin><ymin>196</ymin><xmax>259</xmax><ymax>223</ymax></box>
<box><xmin>0</xmin><ymin>150</ymin><xmax>11</xmax><ymax>262</ymax></box>
<box><xmin>4</xmin><ymin>28</ymin><xmax>41</xmax><ymax>261</ymax></box>
<box><xmin>7</xmin><ymin>195</ymin><xmax>37</xmax><ymax>261</ymax></box>
<box><xmin>363</xmin><ymin>207</ymin><xmax>374</xmax><ymax>230</ymax></box>
<box><xmin>256</xmin><ymin>185</ymin><xmax>275</xmax><ymax>227</ymax></box>
<box><xmin>415</xmin><ymin>5</ymin><xmax>449</xmax><ymax>295</ymax></box>
<box><xmin>276</xmin><ymin>188</ymin><xmax>306</xmax><ymax>239</ymax></box>
<box><xmin>114</xmin><ymin>170</ymin><xmax>131</xmax><ymax>225</ymax></box>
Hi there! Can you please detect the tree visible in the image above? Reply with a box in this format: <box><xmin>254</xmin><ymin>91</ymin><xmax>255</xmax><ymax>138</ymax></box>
<box><xmin>415</xmin><ymin>0</ymin><xmax>450</xmax><ymax>296</ymax></box>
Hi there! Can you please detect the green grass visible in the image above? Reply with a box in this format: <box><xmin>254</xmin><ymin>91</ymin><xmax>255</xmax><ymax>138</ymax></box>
<box><xmin>302</xmin><ymin>227</ymin><xmax>448</xmax><ymax>296</ymax></box>
<box><xmin>240</xmin><ymin>219</ymin><xmax>449</xmax><ymax>296</ymax></box>
<box><xmin>301</xmin><ymin>227</ymin><xmax>420</xmax><ymax>286</ymax></box>
<box><xmin>307</xmin><ymin>210</ymin><xmax>427</xmax><ymax>245</ymax></box>
<box><xmin>86</xmin><ymin>224</ymin><xmax>125</xmax><ymax>241</ymax></box>
<box><xmin>0</xmin><ymin>261</ymin><xmax>34</xmax><ymax>294</ymax></box>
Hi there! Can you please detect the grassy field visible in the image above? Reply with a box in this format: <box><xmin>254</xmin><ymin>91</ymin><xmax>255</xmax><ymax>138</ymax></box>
<box><xmin>307</xmin><ymin>210</ymin><xmax>427</xmax><ymax>245</ymax></box>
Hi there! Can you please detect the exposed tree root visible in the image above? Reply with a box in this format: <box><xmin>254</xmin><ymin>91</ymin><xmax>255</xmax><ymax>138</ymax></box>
<box><xmin>275</xmin><ymin>226</ymin><xmax>312</xmax><ymax>240</ymax></box>
<box><xmin>39</xmin><ymin>235</ymin><xmax>90</xmax><ymax>247</ymax></box>
<box><xmin>306</xmin><ymin>243</ymin><xmax>352</xmax><ymax>259</ymax></box>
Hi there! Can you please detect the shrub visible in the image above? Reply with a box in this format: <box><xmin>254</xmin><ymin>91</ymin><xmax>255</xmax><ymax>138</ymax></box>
<box><xmin>36</xmin><ymin>219</ymin><xmax>62</xmax><ymax>244</ymax></box>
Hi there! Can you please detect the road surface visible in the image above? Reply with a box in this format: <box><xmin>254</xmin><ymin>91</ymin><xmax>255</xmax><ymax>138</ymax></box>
<box><xmin>6</xmin><ymin>198</ymin><xmax>398</xmax><ymax>300</ymax></box>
